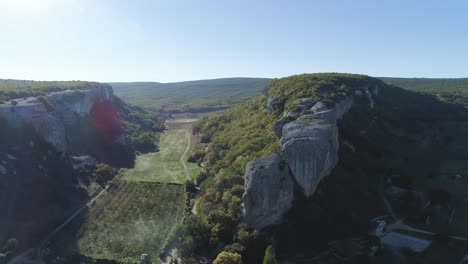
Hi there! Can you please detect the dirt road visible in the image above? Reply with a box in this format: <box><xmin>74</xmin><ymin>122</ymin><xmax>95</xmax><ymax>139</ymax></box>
<box><xmin>180</xmin><ymin>131</ymin><xmax>191</xmax><ymax>180</ymax></box>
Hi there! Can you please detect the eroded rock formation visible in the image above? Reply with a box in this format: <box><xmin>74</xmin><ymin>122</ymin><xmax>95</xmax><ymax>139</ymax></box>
<box><xmin>243</xmin><ymin>154</ymin><xmax>294</xmax><ymax>229</ymax></box>
<box><xmin>243</xmin><ymin>85</ymin><xmax>380</xmax><ymax>229</ymax></box>
<box><xmin>280</xmin><ymin>97</ymin><xmax>353</xmax><ymax>197</ymax></box>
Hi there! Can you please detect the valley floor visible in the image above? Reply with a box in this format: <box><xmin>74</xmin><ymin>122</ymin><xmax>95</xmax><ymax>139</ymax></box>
<box><xmin>72</xmin><ymin>114</ymin><xmax>203</xmax><ymax>263</ymax></box>
<box><xmin>122</xmin><ymin>116</ymin><xmax>200</xmax><ymax>183</ymax></box>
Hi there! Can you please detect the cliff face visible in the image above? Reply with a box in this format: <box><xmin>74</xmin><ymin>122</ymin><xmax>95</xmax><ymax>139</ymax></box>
<box><xmin>242</xmin><ymin>154</ymin><xmax>294</xmax><ymax>229</ymax></box>
<box><xmin>0</xmin><ymin>85</ymin><xmax>131</xmax><ymax>249</ymax></box>
<box><xmin>280</xmin><ymin>97</ymin><xmax>353</xmax><ymax>197</ymax></box>
<box><xmin>243</xmin><ymin>85</ymin><xmax>379</xmax><ymax>229</ymax></box>
<box><xmin>0</xmin><ymin>86</ymin><xmax>115</xmax><ymax>153</ymax></box>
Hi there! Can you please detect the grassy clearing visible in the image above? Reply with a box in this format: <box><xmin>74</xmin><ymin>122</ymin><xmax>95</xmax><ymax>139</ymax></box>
<box><xmin>123</xmin><ymin>115</ymin><xmax>201</xmax><ymax>183</ymax></box>
<box><xmin>77</xmin><ymin>180</ymin><xmax>185</xmax><ymax>264</ymax></box>
<box><xmin>123</xmin><ymin>128</ymin><xmax>197</xmax><ymax>183</ymax></box>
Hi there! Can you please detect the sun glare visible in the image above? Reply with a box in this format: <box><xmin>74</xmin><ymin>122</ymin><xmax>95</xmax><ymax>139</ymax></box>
<box><xmin>4</xmin><ymin>0</ymin><xmax>56</xmax><ymax>14</ymax></box>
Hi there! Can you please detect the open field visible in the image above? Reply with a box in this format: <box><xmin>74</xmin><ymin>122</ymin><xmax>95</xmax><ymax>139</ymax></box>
<box><xmin>76</xmin><ymin>180</ymin><xmax>185</xmax><ymax>264</ymax></box>
<box><xmin>123</xmin><ymin>128</ymin><xmax>198</xmax><ymax>183</ymax></box>
<box><xmin>123</xmin><ymin>114</ymin><xmax>202</xmax><ymax>183</ymax></box>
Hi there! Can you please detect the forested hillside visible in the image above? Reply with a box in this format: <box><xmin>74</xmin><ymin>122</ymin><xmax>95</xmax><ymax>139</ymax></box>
<box><xmin>380</xmin><ymin>77</ymin><xmax>468</xmax><ymax>106</ymax></box>
<box><xmin>380</xmin><ymin>77</ymin><xmax>468</xmax><ymax>93</ymax></box>
<box><xmin>110</xmin><ymin>78</ymin><xmax>271</xmax><ymax>112</ymax></box>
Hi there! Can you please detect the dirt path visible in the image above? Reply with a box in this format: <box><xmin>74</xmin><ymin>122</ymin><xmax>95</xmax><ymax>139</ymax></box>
<box><xmin>180</xmin><ymin>131</ymin><xmax>191</xmax><ymax>180</ymax></box>
<box><xmin>40</xmin><ymin>184</ymin><xmax>109</xmax><ymax>248</ymax></box>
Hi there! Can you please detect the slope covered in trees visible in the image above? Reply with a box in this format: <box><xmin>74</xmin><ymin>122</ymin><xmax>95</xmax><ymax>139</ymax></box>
<box><xmin>110</xmin><ymin>78</ymin><xmax>271</xmax><ymax>112</ymax></box>
<box><xmin>380</xmin><ymin>77</ymin><xmax>468</xmax><ymax>93</ymax></box>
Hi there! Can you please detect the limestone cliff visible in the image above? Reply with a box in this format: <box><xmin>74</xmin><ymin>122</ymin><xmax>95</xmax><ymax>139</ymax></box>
<box><xmin>243</xmin><ymin>84</ymin><xmax>380</xmax><ymax>229</ymax></box>
<box><xmin>0</xmin><ymin>85</ymin><xmax>115</xmax><ymax>153</ymax></box>
<box><xmin>243</xmin><ymin>154</ymin><xmax>294</xmax><ymax>229</ymax></box>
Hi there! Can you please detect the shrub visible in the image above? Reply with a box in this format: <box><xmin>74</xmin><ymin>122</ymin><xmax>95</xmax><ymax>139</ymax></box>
<box><xmin>263</xmin><ymin>245</ymin><xmax>277</xmax><ymax>264</ymax></box>
<box><xmin>177</xmin><ymin>215</ymin><xmax>211</xmax><ymax>255</ymax></box>
<box><xmin>94</xmin><ymin>163</ymin><xmax>116</xmax><ymax>186</ymax></box>
<box><xmin>1</xmin><ymin>238</ymin><xmax>19</xmax><ymax>254</ymax></box>
<box><xmin>130</xmin><ymin>132</ymin><xmax>156</xmax><ymax>152</ymax></box>
<box><xmin>213</xmin><ymin>251</ymin><xmax>242</xmax><ymax>264</ymax></box>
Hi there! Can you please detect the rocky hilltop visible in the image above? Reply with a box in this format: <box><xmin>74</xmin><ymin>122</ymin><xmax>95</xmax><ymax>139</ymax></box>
<box><xmin>243</xmin><ymin>81</ymin><xmax>379</xmax><ymax>228</ymax></box>
<box><xmin>193</xmin><ymin>74</ymin><xmax>385</xmax><ymax>232</ymax></box>
<box><xmin>0</xmin><ymin>85</ymin><xmax>115</xmax><ymax>153</ymax></box>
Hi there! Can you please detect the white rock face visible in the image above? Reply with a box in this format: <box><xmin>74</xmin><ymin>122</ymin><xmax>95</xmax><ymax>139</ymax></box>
<box><xmin>243</xmin><ymin>153</ymin><xmax>294</xmax><ymax>229</ymax></box>
<box><xmin>280</xmin><ymin>97</ymin><xmax>353</xmax><ymax>197</ymax></box>
<box><xmin>0</xmin><ymin>86</ymin><xmax>114</xmax><ymax>153</ymax></box>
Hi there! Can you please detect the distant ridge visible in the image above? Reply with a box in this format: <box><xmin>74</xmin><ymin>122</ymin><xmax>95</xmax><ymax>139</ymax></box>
<box><xmin>379</xmin><ymin>77</ymin><xmax>468</xmax><ymax>93</ymax></box>
<box><xmin>110</xmin><ymin>77</ymin><xmax>272</xmax><ymax>112</ymax></box>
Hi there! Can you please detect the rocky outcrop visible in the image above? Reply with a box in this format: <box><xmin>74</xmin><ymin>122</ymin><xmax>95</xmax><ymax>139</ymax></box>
<box><xmin>280</xmin><ymin>97</ymin><xmax>353</xmax><ymax>197</ymax></box>
<box><xmin>243</xmin><ymin>84</ymin><xmax>380</xmax><ymax>228</ymax></box>
<box><xmin>243</xmin><ymin>154</ymin><xmax>294</xmax><ymax>229</ymax></box>
<box><xmin>0</xmin><ymin>86</ymin><xmax>114</xmax><ymax>153</ymax></box>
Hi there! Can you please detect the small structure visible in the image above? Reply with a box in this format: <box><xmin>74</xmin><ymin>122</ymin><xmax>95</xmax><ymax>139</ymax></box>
<box><xmin>381</xmin><ymin>232</ymin><xmax>432</xmax><ymax>253</ymax></box>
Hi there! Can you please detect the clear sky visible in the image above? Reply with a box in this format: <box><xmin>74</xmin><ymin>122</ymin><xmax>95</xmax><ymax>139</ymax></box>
<box><xmin>1</xmin><ymin>0</ymin><xmax>467</xmax><ymax>82</ymax></box>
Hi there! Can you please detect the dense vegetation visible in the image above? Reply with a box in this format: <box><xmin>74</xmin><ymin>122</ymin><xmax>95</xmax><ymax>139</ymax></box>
<box><xmin>268</xmin><ymin>73</ymin><xmax>381</xmax><ymax>107</ymax></box>
<box><xmin>110</xmin><ymin>78</ymin><xmax>271</xmax><ymax>112</ymax></box>
<box><xmin>0</xmin><ymin>79</ymin><xmax>109</xmax><ymax>103</ymax></box>
<box><xmin>115</xmin><ymin>97</ymin><xmax>165</xmax><ymax>153</ymax></box>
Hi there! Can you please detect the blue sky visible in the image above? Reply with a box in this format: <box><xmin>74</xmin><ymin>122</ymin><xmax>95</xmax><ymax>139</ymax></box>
<box><xmin>1</xmin><ymin>0</ymin><xmax>467</xmax><ymax>82</ymax></box>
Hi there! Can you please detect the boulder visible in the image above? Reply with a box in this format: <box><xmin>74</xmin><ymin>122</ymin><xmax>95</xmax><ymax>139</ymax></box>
<box><xmin>243</xmin><ymin>154</ymin><xmax>294</xmax><ymax>229</ymax></box>
<box><xmin>311</xmin><ymin>102</ymin><xmax>327</xmax><ymax>112</ymax></box>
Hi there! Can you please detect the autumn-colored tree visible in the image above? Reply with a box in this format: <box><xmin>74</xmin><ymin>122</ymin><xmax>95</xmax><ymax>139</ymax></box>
<box><xmin>213</xmin><ymin>251</ymin><xmax>242</xmax><ymax>264</ymax></box>
<box><xmin>263</xmin><ymin>245</ymin><xmax>277</xmax><ymax>264</ymax></box>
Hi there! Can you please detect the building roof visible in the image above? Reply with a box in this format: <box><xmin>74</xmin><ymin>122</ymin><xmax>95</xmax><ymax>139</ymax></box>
<box><xmin>381</xmin><ymin>232</ymin><xmax>432</xmax><ymax>253</ymax></box>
